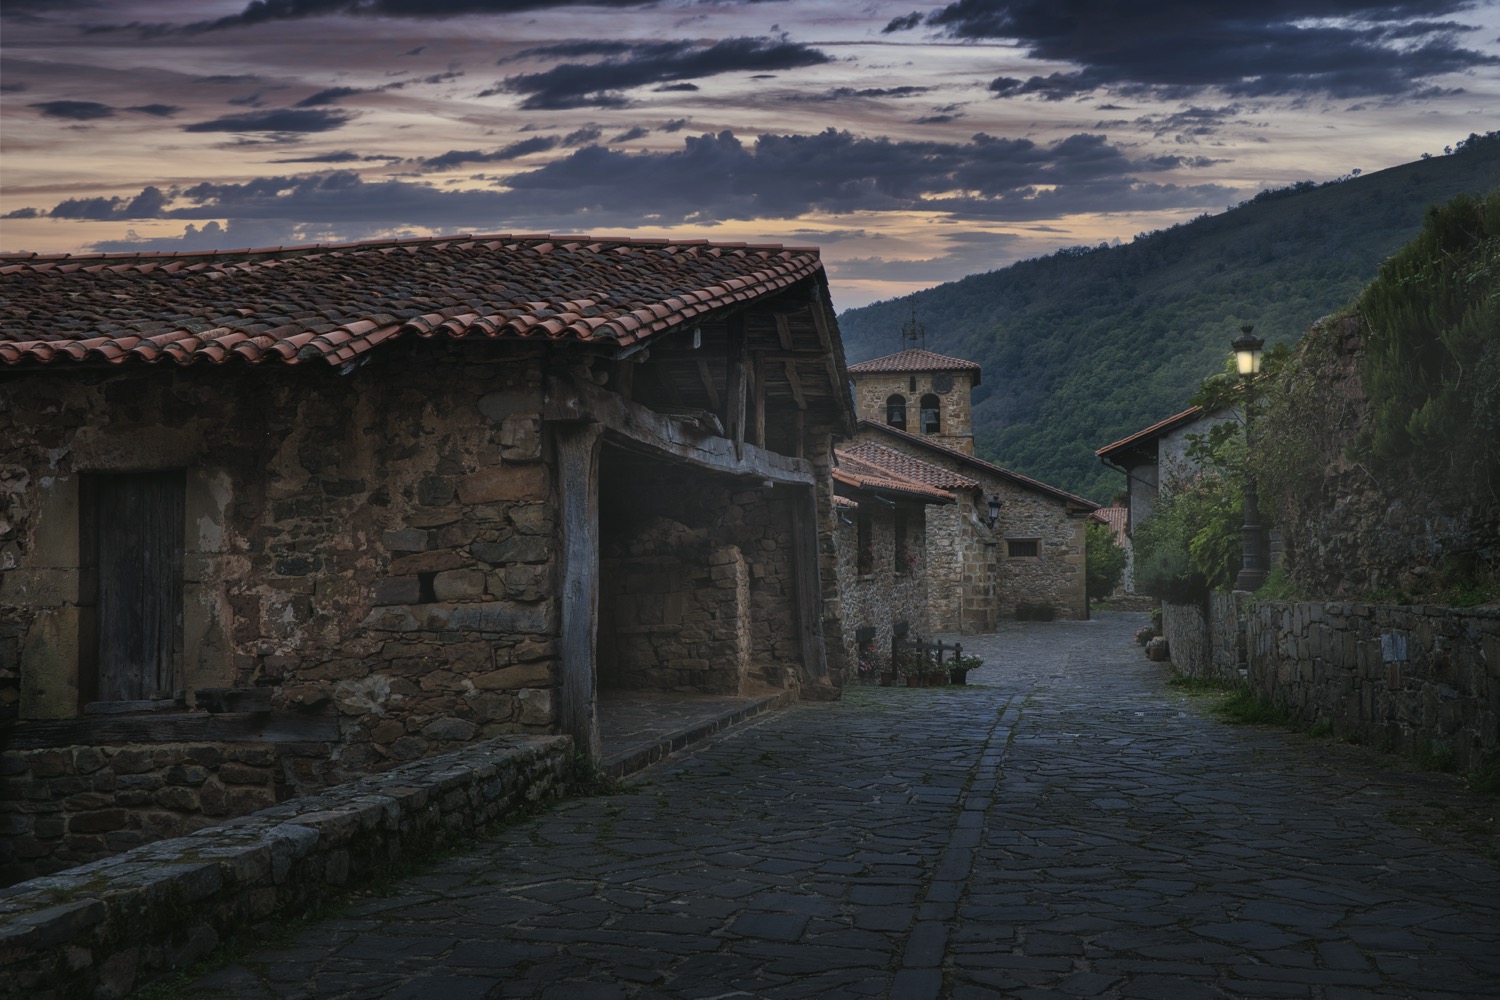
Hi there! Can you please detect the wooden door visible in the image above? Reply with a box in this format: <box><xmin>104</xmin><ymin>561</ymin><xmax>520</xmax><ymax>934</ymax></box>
<box><xmin>92</xmin><ymin>471</ymin><xmax>185</xmax><ymax>702</ymax></box>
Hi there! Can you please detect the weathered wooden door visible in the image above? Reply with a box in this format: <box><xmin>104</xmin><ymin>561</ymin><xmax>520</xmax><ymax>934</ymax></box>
<box><xmin>91</xmin><ymin>471</ymin><xmax>185</xmax><ymax>701</ymax></box>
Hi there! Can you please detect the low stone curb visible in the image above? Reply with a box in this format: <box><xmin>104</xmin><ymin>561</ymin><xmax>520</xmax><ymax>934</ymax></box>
<box><xmin>602</xmin><ymin>690</ymin><xmax>795</xmax><ymax>779</ymax></box>
<box><xmin>0</xmin><ymin>734</ymin><xmax>571</xmax><ymax>1000</ymax></box>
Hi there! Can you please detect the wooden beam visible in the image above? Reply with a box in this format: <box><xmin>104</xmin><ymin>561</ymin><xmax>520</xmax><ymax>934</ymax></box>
<box><xmin>543</xmin><ymin>374</ymin><xmax>816</xmax><ymax>487</ymax></box>
<box><xmin>789</xmin><ymin>487</ymin><xmax>830</xmax><ymax>685</ymax></box>
<box><xmin>555</xmin><ymin>422</ymin><xmax>605</xmax><ymax>762</ymax></box>
<box><xmin>752</xmin><ymin>351</ymin><xmax>766</xmax><ymax>449</ymax></box>
<box><xmin>782</xmin><ymin>361</ymin><xmax>807</xmax><ymax>410</ymax></box>
<box><xmin>695</xmin><ymin>358</ymin><xmax>721</xmax><ymax>411</ymax></box>
<box><xmin>774</xmin><ymin>312</ymin><xmax>794</xmax><ymax>351</ymax></box>
<box><xmin>726</xmin><ymin>313</ymin><xmax>748</xmax><ymax>460</ymax></box>
<box><xmin>748</xmin><ymin>349</ymin><xmax>832</xmax><ymax>359</ymax></box>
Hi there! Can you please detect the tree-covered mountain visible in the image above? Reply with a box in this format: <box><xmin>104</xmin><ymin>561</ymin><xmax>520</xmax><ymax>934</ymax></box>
<box><xmin>835</xmin><ymin>133</ymin><xmax>1500</xmax><ymax>502</ymax></box>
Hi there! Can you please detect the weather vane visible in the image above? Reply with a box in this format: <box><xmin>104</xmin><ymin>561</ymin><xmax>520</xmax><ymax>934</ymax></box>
<box><xmin>900</xmin><ymin>296</ymin><xmax>925</xmax><ymax>351</ymax></box>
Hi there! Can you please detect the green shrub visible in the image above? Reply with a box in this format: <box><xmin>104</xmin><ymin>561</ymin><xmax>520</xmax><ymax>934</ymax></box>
<box><xmin>1085</xmin><ymin>520</ymin><xmax>1127</xmax><ymax>604</ymax></box>
<box><xmin>1133</xmin><ymin>462</ymin><xmax>1243</xmax><ymax>601</ymax></box>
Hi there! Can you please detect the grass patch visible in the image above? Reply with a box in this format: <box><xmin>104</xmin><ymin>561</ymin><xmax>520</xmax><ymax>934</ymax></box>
<box><xmin>1167</xmin><ymin>674</ymin><xmax>1239</xmax><ymax>694</ymax></box>
<box><xmin>1215</xmin><ymin>688</ymin><xmax>1303</xmax><ymax>728</ymax></box>
<box><xmin>1465</xmin><ymin>757</ymin><xmax>1500</xmax><ymax>796</ymax></box>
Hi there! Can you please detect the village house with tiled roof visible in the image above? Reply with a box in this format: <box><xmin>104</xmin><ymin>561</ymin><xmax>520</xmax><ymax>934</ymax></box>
<box><xmin>847</xmin><ymin>341</ymin><xmax>1098</xmax><ymax>631</ymax></box>
<box><xmin>1095</xmin><ymin>404</ymin><xmax>1238</xmax><ymax>594</ymax></box>
<box><xmin>0</xmin><ymin>234</ymin><xmax>856</xmax><ymax>883</ymax></box>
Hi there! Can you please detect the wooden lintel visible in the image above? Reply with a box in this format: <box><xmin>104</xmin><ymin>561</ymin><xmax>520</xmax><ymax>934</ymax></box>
<box><xmin>543</xmin><ymin>374</ymin><xmax>816</xmax><ymax>486</ymax></box>
<box><xmin>748</xmin><ymin>349</ymin><xmax>831</xmax><ymax>359</ymax></box>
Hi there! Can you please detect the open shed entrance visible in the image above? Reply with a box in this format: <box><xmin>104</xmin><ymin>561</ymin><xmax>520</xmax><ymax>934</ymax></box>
<box><xmin>595</xmin><ymin>444</ymin><xmax>799</xmax><ymax>699</ymax></box>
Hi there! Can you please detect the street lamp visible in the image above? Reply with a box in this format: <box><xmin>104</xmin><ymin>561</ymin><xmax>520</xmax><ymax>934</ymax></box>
<box><xmin>987</xmin><ymin>495</ymin><xmax>1001</xmax><ymax>528</ymax></box>
<box><xmin>1232</xmin><ymin>325</ymin><xmax>1266</xmax><ymax>591</ymax></box>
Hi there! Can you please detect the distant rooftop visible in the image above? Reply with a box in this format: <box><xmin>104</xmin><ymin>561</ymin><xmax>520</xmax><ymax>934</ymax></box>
<box><xmin>847</xmin><ymin>348</ymin><xmax>982</xmax><ymax>385</ymax></box>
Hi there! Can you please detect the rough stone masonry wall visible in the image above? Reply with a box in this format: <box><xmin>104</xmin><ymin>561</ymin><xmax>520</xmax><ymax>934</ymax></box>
<box><xmin>0</xmin><ymin>348</ymin><xmax>562</xmax><ymax>878</ymax></box>
<box><xmin>1</xmin><ymin>744</ymin><xmax>283</xmax><ymax>887</ymax></box>
<box><xmin>835</xmin><ymin>502</ymin><xmax>930</xmax><ymax>680</ymax></box>
<box><xmin>1245</xmin><ymin>601</ymin><xmax>1500</xmax><ymax>771</ymax></box>
<box><xmin>0</xmin><ymin>734</ymin><xmax>569</xmax><ymax>1000</ymax></box>
<box><xmin>993</xmin><ymin>480</ymin><xmax>1088</xmax><ymax>622</ymax></box>
<box><xmin>597</xmin><ymin>459</ymin><xmax>802</xmax><ymax>693</ymax></box>
<box><xmin>1161</xmin><ymin>592</ymin><xmax>1246</xmax><ymax>685</ymax></box>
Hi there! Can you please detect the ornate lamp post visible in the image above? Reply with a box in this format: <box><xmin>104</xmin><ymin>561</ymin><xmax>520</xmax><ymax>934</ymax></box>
<box><xmin>1232</xmin><ymin>326</ymin><xmax>1266</xmax><ymax>591</ymax></box>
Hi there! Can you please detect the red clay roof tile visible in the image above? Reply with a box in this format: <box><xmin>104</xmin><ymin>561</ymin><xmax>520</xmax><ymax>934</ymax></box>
<box><xmin>847</xmin><ymin>348</ymin><xmax>983</xmax><ymax>377</ymax></box>
<box><xmin>0</xmin><ymin>233</ymin><xmax>825</xmax><ymax>368</ymax></box>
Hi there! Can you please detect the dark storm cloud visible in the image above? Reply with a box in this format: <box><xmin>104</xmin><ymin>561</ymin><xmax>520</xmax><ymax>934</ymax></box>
<box><xmin>1</xmin><ymin>83</ymin><xmax>28</xmax><ymax>93</ymax></box>
<box><xmin>660</xmin><ymin>118</ymin><xmax>690</xmax><ymax>132</ymax></box>
<box><xmin>179</xmin><ymin>0</ymin><xmax>786</xmax><ymax>33</ymax></box>
<box><xmin>896</xmin><ymin>0</ymin><xmax>1498</xmax><ymax>99</ymax></box>
<box><xmin>611</xmin><ymin>126</ymin><xmax>650</xmax><ymax>143</ymax></box>
<box><xmin>183</xmin><ymin>108</ymin><xmax>355</xmax><ymax>132</ymax></box>
<box><xmin>15</xmin><ymin>129</ymin><xmax>1233</xmax><ymax>232</ymax></box>
<box><xmin>562</xmin><ymin>126</ymin><xmax>603</xmax><ymax>147</ymax></box>
<box><xmin>295</xmin><ymin>86</ymin><xmax>366</xmax><ymax>106</ymax></box>
<box><xmin>420</xmin><ymin>136</ymin><xmax>559</xmax><ymax>170</ymax></box>
<box><xmin>784</xmin><ymin>86</ymin><xmax>930</xmax><ymax>103</ymax></box>
<box><xmin>126</xmin><ymin>104</ymin><xmax>182</xmax><ymax>117</ymax></box>
<box><xmin>30</xmin><ymin>100</ymin><xmax>115</xmax><ymax>120</ymax></box>
<box><xmin>500</xmin><ymin>37</ymin><xmax>832</xmax><ymax>110</ymax></box>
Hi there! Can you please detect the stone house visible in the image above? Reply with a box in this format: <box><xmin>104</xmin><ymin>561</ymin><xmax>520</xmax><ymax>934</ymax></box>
<box><xmin>1094</xmin><ymin>405</ymin><xmax>1235</xmax><ymax>593</ymax></box>
<box><xmin>847</xmin><ymin>349</ymin><xmax>1098</xmax><ymax>631</ymax></box>
<box><xmin>0</xmin><ymin>234</ymin><xmax>854</xmax><ymax>882</ymax></box>
<box><xmin>830</xmin><ymin>445</ymin><xmax>954</xmax><ymax>677</ymax></box>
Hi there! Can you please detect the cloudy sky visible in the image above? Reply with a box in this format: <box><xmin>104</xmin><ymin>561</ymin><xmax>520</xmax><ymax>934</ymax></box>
<box><xmin>3</xmin><ymin>1</ymin><xmax>1498</xmax><ymax>308</ymax></box>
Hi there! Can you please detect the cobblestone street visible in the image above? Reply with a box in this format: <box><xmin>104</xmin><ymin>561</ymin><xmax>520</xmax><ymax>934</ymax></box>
<box><xmin>184</xmin><ymin>613</ymin><xmax>1500</xmax><ymax>999</ymax></box>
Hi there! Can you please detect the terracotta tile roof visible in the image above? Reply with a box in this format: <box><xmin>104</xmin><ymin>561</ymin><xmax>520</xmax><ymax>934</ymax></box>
<box><xmin>0</xmin><ymin>234</ymin><xmax>824</xmax><ymax>367</ymax></box>
<box><xmin>858</xmin><ymin>419</ymin><xmax>1099</xmax><ymax>510</ymax></box>
<box><xmin>847</xmin><ymin>348</ymin><xmax>982</xmax><ymax>378</ymax></box>
<box><xmin>1091</xmin><ymin>506</ymin><xmax>1128</xmax><ymax>544</ymax></box>
<box><xmin>840</xmin><ymin>440</ymin><xmax>979</xmax><ymax>491</ymax></box>
<box><xmin>1095</xmin><ymin>405</ymin><xmax>1205</xmax><ymax>459</ymax></box>
<box><xmin>833</xmin><ymin>448</ymin><xmax>956</xmax><ymax>504</ymax></box>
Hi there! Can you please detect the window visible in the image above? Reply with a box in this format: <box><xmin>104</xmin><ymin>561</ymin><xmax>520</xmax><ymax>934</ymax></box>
<box><xmin>885</xmin><ymin>394</ymin><xmax>907</xmax><ymax>431</ymax></box>
<box><xmin>80</xmin><ymin>471</ymin><xmax>185</xmax><ymax>705</ymax></box>
<box><xmin>857</xmin><ymin>510</ymin><xmax>874</xmax><ymax>574</ymax></box>
<box><xmin>1006</xmin><ymin>538</ymin><xmax>1039</xmax><ymax>558</ymax></box>
<box><xmin>919</xmin><ymin>394</ymin><xmax>941</xmax><ymax>434</ymax></box>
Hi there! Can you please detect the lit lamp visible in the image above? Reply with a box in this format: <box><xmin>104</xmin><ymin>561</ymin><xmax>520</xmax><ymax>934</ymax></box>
<box><xmin>987</xmin><ymin>495</ymin><xmax>1001</xmax><ymax>528</ymax></box>
<box><xmin>1232</xmin><ymin>325</ymin><xmax>1267</xmax><ymax>591</ymax></box>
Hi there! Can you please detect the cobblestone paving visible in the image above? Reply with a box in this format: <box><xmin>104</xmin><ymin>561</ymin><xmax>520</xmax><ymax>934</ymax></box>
<box><xmin>186</xmin><ymin>613</ymin><xmax>1500</xmax><ymax>998</ymax></box>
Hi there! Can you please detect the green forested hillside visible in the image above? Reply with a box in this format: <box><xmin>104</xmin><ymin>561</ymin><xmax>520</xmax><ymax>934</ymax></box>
<box><xmin>836</xmin><ymin>132</ymin><xmax>1500</xmax><ymax>502</ymax></box>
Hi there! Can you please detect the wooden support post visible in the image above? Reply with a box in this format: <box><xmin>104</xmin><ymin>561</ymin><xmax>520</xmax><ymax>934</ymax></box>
<box><xmin>790</xmin><ymin>486</ymin><xmax>830</xmax><ymax>686</ymax></box>
<box><xmin>794</xmin><ymin>409</ymin><xmax>805</xmax><ymax>460</ymax></box>
<box><xmin>556</xmin><ymin>422</ymin><xmax>605</xmax><ymax>762</ymax></box>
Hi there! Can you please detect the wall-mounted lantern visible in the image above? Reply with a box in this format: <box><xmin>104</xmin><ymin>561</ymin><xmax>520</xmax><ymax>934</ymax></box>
<box><xmin>987</xmin><ymin>494</ymin><xmax>1001</xmax><ymax>528</ymax></box>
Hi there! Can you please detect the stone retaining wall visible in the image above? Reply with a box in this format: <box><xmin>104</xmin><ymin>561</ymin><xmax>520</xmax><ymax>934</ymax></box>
<box><xmin>1246</xmin><ymin>601</ymin><xmax>1499</xmax><ymax>770</ymax></box>
<box><xmin>0</xmin><ymin>734</ymin><xmax>570</xmax><ymax>1000</ymax></box>
<box><xmin>1</xmin><ymin>744</ymin><xmax>288</xmax><ymax>886</ymax></box>
<box><xmin>1165</xmin><ymin>596</ymin><xmax>1499</xmax><ymax>770</ymax></box>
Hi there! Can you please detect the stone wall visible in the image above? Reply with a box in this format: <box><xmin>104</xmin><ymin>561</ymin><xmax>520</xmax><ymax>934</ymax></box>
<box><xmin>0</xmin><ymin>350</ymin><xmax>560</xmax><ymax>755</ymax></box>
<box><xmin>1161</xmin><ymin>592</ymin><xmax>1245</xmax><ymax>684</ymax></box>
<box><xmin>994</xmin><ymin>482</ymin><xmax>1088</xmax><ymax>622</ymax></box>
<box><xmin>835</xmin><ymin>501</ymin><xmax>931</xmax><ymax>680</ymax></box>
<box><xmin>851</xmin><ymin>372</ymin><xmax>975</xmax><ymax>455</ymax></box>
<box><xmin>1169</xmin><ymin>595</ymin><xmax>1499</xmax><ymax>771</ymax></box>
<box><xmin>0</xmin><ymin>734</ymin><xmax>569</xmax><ymax>1000</ymax></box>
<box><xmin>1246</xmin><ymin>601</ymin><xmax>1499</xmax><ymax>770</ymax></box>
<box><xmin>596</xmin><ymin>456</ymin><xmax>803</xmax><ymax>694</ymax></box>
<box><xmin>0</xmin><ymin>744</ymin><xmax>290</xmax><ymax>887</ymax></box>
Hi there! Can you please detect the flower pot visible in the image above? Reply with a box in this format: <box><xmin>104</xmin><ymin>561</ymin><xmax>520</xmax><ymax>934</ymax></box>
<box><xmin>879</xmin><ymin>671</ymin><xmax>895</xmax><ymax>687</ymax></box>
<box><xmin>906</xmin><ymin>676</ymin><xmax>919</xmax><ymax>688</ymax></box>
<box><xmin>949</xmin><ymin>669</ymin><xmax>967</xmax><ymax>685</ymax></box>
